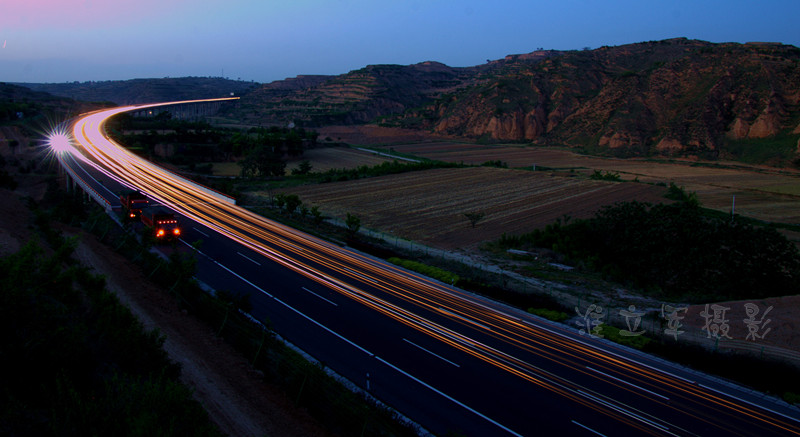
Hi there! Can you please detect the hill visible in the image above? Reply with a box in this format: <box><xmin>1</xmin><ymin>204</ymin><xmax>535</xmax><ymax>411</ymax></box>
<box><xmin>18</xmin><ymin>77</ymin><xmax>258</xmax><ymax>105</ymax></box>
<box><xmin>234</xmin><ymin>39</ymin><xmax>800</xmax><ymax>165</ymax></box>
<box><xmin>1</xmin><ymin>82</ymin><xmax>97</xmax><ymax>121</ymax></box>
<box><xmin>397</xmin><ymin>39</ymin><xmax>800</xmax><ymax>163</ymax></box>
<box><xmin>14</xmin><ymin>39</ymin><xmax>800</xmax><ymax>164</ymax></box>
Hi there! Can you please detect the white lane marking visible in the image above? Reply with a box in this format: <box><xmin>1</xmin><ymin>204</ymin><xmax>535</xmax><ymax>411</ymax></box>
<box><xmin>302</xmin><ymin>287</ymin><xmax>338</xmax><ymax>306</ymax></box>
<box><xmin>403</xmin><ymin>338</ymin><xmax>460</xmax><ymax>368</ymax></box>
<box><xmin>185</xmin><ymin>240</ymin><xmax>521</xmax><ymax>436</ymax></box>
<box><xmin>192</xmin><ymin>227</ymin><xmax>209</xmax><ymax>238</ymax></box>
<box><xmin>571</xmin><ymin>420</ymin><xmax>607</xmax><ymax>436</ymax></box>
<box><xmin>576</xmin><ymin>390</ymin><xmax>673</xmax><ymax>434</ymax></box>
<box><xmin>237</xmin><ymin>251</ymin><xmax>261</xmax><ymax>266</ymax></box>
<box><xmin>183</xmin><ymin>240</ymin><xmax>374</xmax><ymax>357</ymax></box>
<box><xmin>586</xmin><ymin>366</ymin><xmax>670</xmax><ymax>401</ymax></box>
<box><xmin>375</xmin><ymin>356</ymin><xmax>524</xmax><ymax>437</ymax></box>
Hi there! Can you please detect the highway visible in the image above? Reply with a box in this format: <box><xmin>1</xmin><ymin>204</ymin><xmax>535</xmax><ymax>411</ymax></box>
<box><xmin>54</xmin><ymin>99</ymin><xmax>800</xmax><ymax>436</ymax></box>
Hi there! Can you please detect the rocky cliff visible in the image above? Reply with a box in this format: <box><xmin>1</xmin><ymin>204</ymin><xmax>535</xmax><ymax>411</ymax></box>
<box><xmin>415</xmin><ymin>39</ymin><xmax>800</xmax><ymax>161</ymax></box>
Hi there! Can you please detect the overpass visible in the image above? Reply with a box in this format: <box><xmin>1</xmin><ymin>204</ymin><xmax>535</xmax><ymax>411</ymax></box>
<box><xmin>128</xmin><ymin>98</ymin><xmax>232</xmax><ymax>121</ymax></box>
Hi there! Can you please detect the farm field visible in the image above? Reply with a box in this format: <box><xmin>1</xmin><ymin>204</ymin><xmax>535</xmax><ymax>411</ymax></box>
<box><xmin>373</xmin><ymin>143</ymin><xmax>800</xmax><ymax>225</ymax></box>
<box><xmin>206</xmin><ymin>146</ymin><xmax>395</xmax><ymax>177</ymax></box>
<box><xmin>286</xmin><ymin>145</ymin><xmax>395</xmax><ymax>173</ymax></box>
<box><xmin>271</xmin><ymin>167</ymin><xmax>668</xmax><ymax>250</ymax></box>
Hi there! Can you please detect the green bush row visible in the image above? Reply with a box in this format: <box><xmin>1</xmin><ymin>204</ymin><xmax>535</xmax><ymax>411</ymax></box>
<box><xmin>527</xmin><ymin>307</ymin><xmax>569</xmax><ymax>322</ymax></box>
<box><xmin>388</xmin><ymin>256</ymin><xmax>460</xmax><ymax>284</ymax></box>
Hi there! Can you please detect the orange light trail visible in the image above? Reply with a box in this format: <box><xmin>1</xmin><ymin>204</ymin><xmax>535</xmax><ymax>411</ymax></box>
<box><xmin>62</xmin><ymin>100</ymin><xmax>800</xmax><ymax>436</ymax></box>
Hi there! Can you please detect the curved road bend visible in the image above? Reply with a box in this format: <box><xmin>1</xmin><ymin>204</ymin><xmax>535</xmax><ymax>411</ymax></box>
<box><xmin>56</xmin><ymin>100</ymin><xmax>800</xmax><ymax>436</ymax></box>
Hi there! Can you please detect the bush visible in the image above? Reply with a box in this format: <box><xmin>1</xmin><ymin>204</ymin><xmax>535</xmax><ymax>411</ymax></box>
<box><xmin>388</xmin><ymin>257</ymin><xmax>460</xmax><ymax>284</ymax></box>
<box><xmin>497</xmin><ymin>200</ymin><xmax>800</xmax><ymax>301</ymax></box>
<box><xmin>589</xmin><ymin>170</ymin><xmax>622</xmax><ymax>181</ymax></box>
<box><xmin>599</xmin><ymin>324</ymin><xmax>652</xmax><ymax>350</ymax></box>
<box><xmin>528</xmin><ymin>307</ymin><xmax>569</xmax><ymax>322</ymax></box>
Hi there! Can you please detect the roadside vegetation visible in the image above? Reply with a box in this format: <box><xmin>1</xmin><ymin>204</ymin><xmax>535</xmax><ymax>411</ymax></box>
<box><xmin>34</xmin><ymin>181</ymin><xmax>419</xmax><ymax>437</ymax></box>
<box><xmin>107</xmin><ymin>111</ymin><xmax>318</xmax><ymax>179</ymax></box>
<box><xmin>1</xmin><ymin>190</ymin><xmax>222</xmax><ymax>436</ymax></box>
<box><xmin>81</xmin><ymin>109</ymin><xmax>800</xmax><ymax>411</ymax></box>
<box><xmin>494</xmin><ymin>192</ymin><xmax>800</xmax><ymax>302</ymax></box>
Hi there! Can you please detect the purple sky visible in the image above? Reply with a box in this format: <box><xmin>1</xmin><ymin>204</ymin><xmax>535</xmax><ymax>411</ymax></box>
<box><xmin>3</xmin><ymin>0</ymin><xmax>799</xmax><ymax>84</ymax></box>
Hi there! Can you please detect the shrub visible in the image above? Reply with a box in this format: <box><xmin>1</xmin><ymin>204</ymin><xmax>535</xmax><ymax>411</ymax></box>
<box><xmin>528</xmin><ymin>307</ymin><xmax>569</xmax><ymax>322</ymax></box>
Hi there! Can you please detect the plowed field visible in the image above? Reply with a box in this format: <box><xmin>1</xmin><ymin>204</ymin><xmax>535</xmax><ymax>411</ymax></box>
<box><xmin>375</xmin><ymin>143</ymin><xmax>800</xmax><ymax>225</ymax></box>
<box><xmin>286</xmin><ymin>146</ymin><xmax>394</xmax><ymax>173</ymax></box>
<box><xmin>275</xmin><ymin>167</ymin><xmax>667</xmax><ymax>249</ymax></box>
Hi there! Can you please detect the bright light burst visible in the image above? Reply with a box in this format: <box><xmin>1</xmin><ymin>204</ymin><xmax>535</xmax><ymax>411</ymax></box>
<box><xmin>45</xmin><ymin>126</ymin><xmax>75</xmax><ymax>157</ymax></box>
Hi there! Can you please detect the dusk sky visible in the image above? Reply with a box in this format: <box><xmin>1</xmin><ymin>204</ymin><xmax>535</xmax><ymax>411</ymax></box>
<box><xmin>3</xmin><ymin>0</ymin><xmax>799</xmax><ymax>84</ymax></box>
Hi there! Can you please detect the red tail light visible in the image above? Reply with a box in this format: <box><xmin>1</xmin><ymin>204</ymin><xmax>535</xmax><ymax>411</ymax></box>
<box><xmin>173</xmin><ymin>228</ymin><xmax>181</xmax><ymax>236</ymax></box>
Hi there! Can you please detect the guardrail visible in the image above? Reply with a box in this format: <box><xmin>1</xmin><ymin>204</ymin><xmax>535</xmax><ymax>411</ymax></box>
<box><xmin>58</xmin><ymin>155</ymin><xmax>116</xmax><ymax>213</ymax></box>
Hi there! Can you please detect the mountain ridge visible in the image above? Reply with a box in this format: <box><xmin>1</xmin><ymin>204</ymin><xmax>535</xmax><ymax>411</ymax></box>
<box><xmin>14</xmin><ymin>38</ymin><xmax>800</xmax><ymax>164</ymax></box>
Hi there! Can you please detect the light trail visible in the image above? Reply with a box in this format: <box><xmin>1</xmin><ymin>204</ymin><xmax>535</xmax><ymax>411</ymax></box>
<box><xmin>61</xmin><ymin>100</ymin><xmax>800</xmax><ymax>436</ymax></box>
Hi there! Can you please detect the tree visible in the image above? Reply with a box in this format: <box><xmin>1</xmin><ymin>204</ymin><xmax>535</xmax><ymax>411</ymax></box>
<box><xmin>292</xmin><ymin>160</ymin><xmax>313</xmax><ymax>175</ymax></box>
<box><xmin>345</xmin><ymin>213</ymin><xmax>361</xmax><ymax>239</ymax></box>
<box><xmin>464</xmin><ymin>211</ymin><xmax>485</xmax><ymax>228</ymax></box>
<box><xmin>310</xmin><ymin>205</ymin><xmax>323</xmax><ymax>225</ymax></box>
<box><xmin>239</xmin><ymin>143</ymin><xmax>285</xmax><ymax>178</ymax></box>
<box><xmin>284</xmin><ymin>194</ymin><xmax>301</xmax><ymax>215</ymax></box>
<box><xmin>274</xmin><ymin>193</ymin><xmax>286</xmax><ymax>210</ymax></box>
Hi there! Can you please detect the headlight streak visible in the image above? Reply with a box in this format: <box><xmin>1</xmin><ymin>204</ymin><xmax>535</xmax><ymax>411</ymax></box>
<box><xmin>66</xmin><ymin>101</ymin><xmax>800</xmax><ymax>436</ymax></box>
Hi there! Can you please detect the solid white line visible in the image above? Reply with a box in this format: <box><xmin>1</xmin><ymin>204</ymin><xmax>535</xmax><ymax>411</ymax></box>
<box><xmin>183</xmin><ymin>241</ymin><xmax>374</xmax><ymax>357</ymax></box>
<box><xmin>182</xmin><ymin>241</ymin><xmax>272</xmax><ymax>298</ymax></box>
<box><xmin>192</xmin><ymin>227</ymin><xmax>209</xmax><ymax>238</ymax></box>
<box><xmin>302</xmin><ymin>287</ymin><xmax>338</xmax><ymax>306</ymax></box>
<box><xmin>571</xmin><ymin>420</ymin><xmax>607</xmax><ymax>436</ymax></box>
<box><xmin>403</xmin><ymin>338</ymin><xmax>460</xmax><ymax>367</ymax></box>
<box><xmin>586</xmin><ymin>366</ymin><xmax>670</xmax><ymax>401</ymax></box>
<box><xmin>576</xmin><ymin>390</ymin><xmax>672</xmax><ymax>433</ymax></box>
<box><xmin>237</xmin><ymin>251</ymin><xmax>261</xmax><ymax>266</ymax></box>
<box><xmin>375</xmin><ymin>356</ymin><xmax>524</xmax><ymax>437</ymax></box>
<box><xmin>272</xmin><ymin>295</ymin><xmax>374</xmax><ymax>356</ymax></box>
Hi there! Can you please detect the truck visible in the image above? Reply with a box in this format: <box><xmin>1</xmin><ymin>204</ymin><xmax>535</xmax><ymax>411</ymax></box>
<box><xmin>120</xmin><ymin>190</ymin><xmax>149</xmax><ymax>220</ymax></box>
<box><xmin>140</xmin><ymin>206</ymin><xmax>181</xmax><ymax>240</ymax></box>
